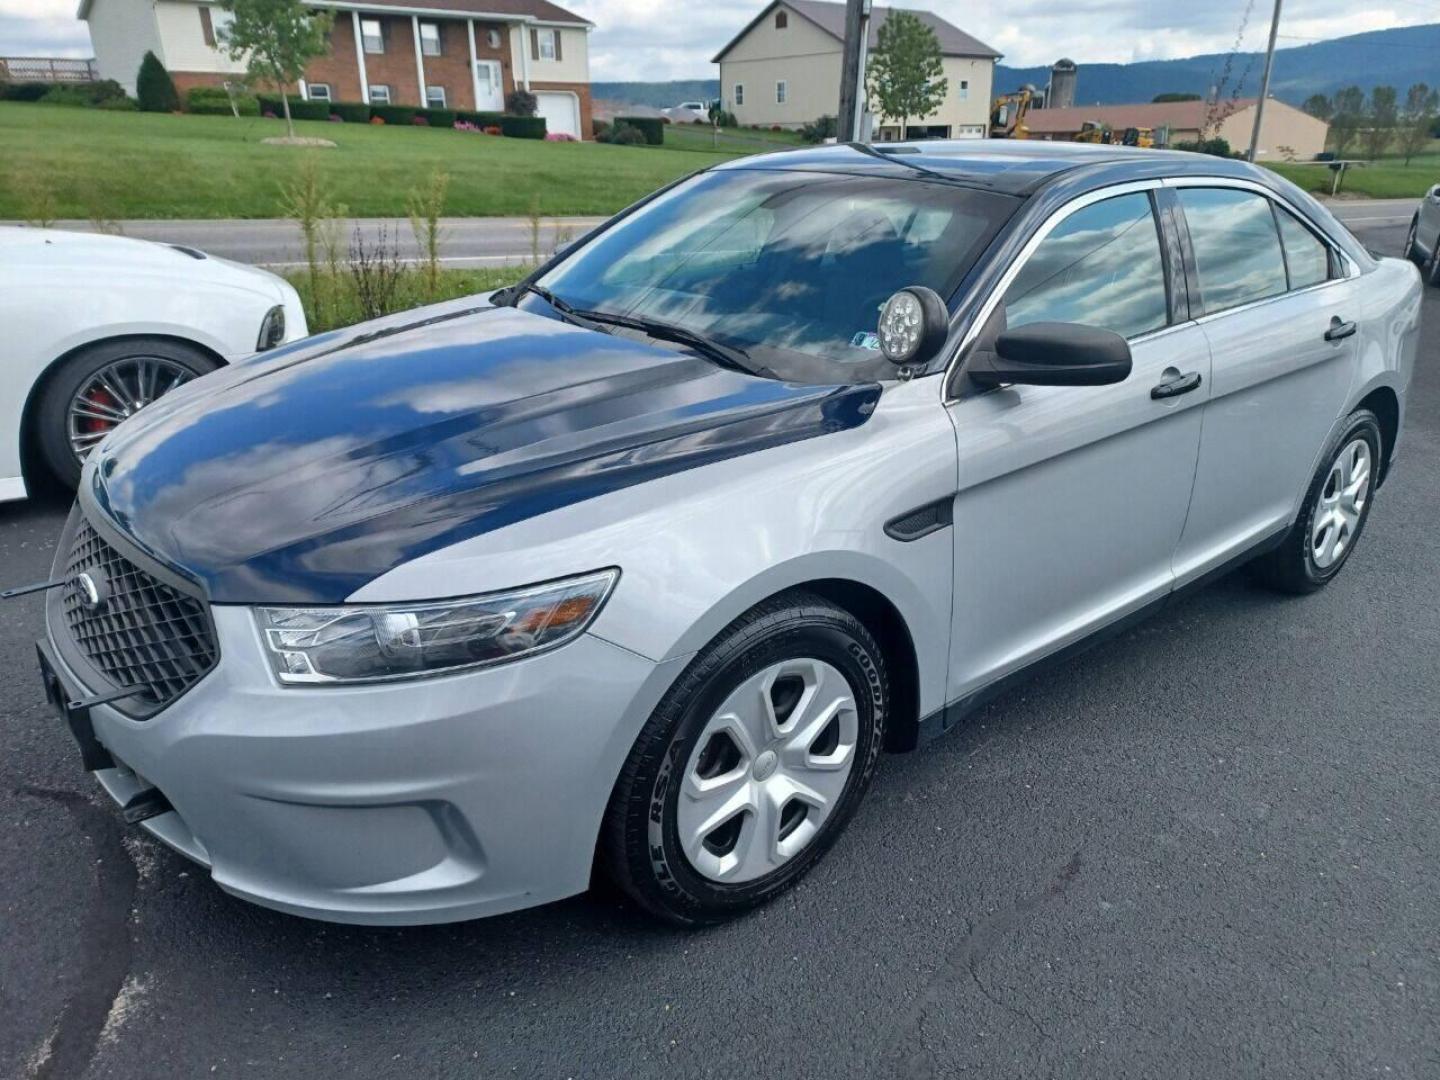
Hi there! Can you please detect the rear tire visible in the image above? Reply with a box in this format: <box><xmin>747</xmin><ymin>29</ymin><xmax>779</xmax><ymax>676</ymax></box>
<box><xmin>600</xmin><ymin>591</ymin><xmax>888</xmax><ymax>926</ymax></box>
<box><xmin>1404</xmin><ymin>216</ymin><xmax>1424</xmax><ymax>265</ymax></box>
<box><xmin>35</xmin><ymin>338</ymin><xmax>219</xmax><ymax>489</ymax></box>
<box><xmin>1252</xmin><ymin>409</ymin><xmax>1382</xmax><ymax>595</ymax></box>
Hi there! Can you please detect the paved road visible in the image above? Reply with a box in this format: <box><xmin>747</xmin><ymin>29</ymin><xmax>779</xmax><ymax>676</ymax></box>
<box><xmin>1</xmin><ymin>199</ymin><xmax>1412</xmax><ymax>270</ymax></box>
<box><xmin>2</xmin><ymin>218</ymin><xmax>1437</xmax><ymax>1080</ymax></box>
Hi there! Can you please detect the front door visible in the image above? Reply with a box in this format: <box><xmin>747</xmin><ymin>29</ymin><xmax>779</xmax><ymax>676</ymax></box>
<box><xmin>1169</xmin><ymin>184</ymin><xmax>1362</xmax><ymax>583</ymax></box>
<box><xmin>946</xmin><ymin>186</ymin><xmax>1209</xmax><ymax>702</ymax></box>
<box><xmin>474</xmin><ymin>61</ymin><xmax>503</xmax><ymax>111</ymax></box>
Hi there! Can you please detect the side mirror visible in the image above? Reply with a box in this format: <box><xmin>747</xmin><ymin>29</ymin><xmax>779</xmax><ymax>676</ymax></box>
<box><xmin>968</xmin><ymin>321</ymin><xmax>1132</xmax><ymax>388</ymax></box>
<box><xmin>877</xmin><ymin>286</ymin><xmax>949</xmax><ymax>368</ymax></box>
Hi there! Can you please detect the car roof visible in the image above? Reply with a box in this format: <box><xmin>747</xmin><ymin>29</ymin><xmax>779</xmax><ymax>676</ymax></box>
<box><xmin>716</xmin><ymin>139</ymin><xmax>1260</xmax><ymax>196</ymax></box>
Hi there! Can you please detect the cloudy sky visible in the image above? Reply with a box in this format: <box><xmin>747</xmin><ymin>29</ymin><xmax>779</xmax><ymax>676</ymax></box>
<box><xmin>0</xmin><ymin>0</ymin><xmax>1432</xmax><ymax>78</ymax></box>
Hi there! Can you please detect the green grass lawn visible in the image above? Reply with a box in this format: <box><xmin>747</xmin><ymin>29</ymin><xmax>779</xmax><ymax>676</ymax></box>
<box><xmin>0</xmin><ymin>102</ymin><xmax>755</xmax><ymax>220</ymax></box>
<box><xmin>1265</xmin><ymin>139</ymin><xmax>1440</xmax><ymax>199</ymax></box>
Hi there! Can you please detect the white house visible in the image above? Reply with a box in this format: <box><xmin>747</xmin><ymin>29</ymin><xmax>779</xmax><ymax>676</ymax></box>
<box><xmin>712</xmin><ymin>0</ymin><xmax>1000</xmax><ymax>139</ymax></box>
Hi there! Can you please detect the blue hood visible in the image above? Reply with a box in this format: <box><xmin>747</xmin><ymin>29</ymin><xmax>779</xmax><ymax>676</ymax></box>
<box><xmin>87</xmin><ymin>304</ymin><xmax>880</xmax><ymax>603</ymax></box>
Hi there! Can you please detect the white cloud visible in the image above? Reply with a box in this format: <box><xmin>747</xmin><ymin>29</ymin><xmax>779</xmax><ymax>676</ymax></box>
<box><xmin>0</xmin><ymin>0</ymin><xmax>1431</xmax><ymax>80</ymax></box>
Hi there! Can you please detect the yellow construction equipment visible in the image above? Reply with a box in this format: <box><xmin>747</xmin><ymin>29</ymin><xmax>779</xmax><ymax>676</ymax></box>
<box><xmin>1074</xmin><ymin>120</ymin><xmax>1111</xmax><ymax>144</ymax></box>
<box><xmin>1121</xmin><ymin>126</ymin><xmax>1155</xmax><ymax>148</ymax></box>
<box><xmin>990</xmin><ymin>87</ymin><xmax>1034</xmax><ymax>139</ymax></box>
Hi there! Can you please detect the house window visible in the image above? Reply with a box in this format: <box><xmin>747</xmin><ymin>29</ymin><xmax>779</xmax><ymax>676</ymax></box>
<box><xmin>776</xmin><ymin>80</ymin><xmax>787</xmax><ymax>104</ymax></box>
<box><xmin>361</xmin><ymin>18</ymin><xmax>384</xmax><ymax>53</ymax></box>
<box><xmin>734</xmin><ymin>83</ymin><xmax>744</xmax><ymax>106</ymax></box>
<box><xmin>775</xmin><ymin>10</ymin><xmax>787</xmax><ymax>28</ymax></box>
<box><xmin>537</xmin><ymin>28</ymin><xmax>558</xmax><ymax>60</ymax></box>
<box><xmin>419</xmin><ymin>22</ymin><xmax>441</xmax><ymax>56</ymax></box>
<box><xmin>487</xmin><ymin>28</ymin><xmax>501</xmax><ymax>48</ymax></box>
<box><xmin>958</xmin><ymin>79</ymin><xmax>968</xmax><ymax>101</ymax></box>
<box><xmin>307</xmin><ymin>83</ymin><xmax>332</xmax><ymax>102</ymax></box>
<box><xmin>426</xmin><ymin>85</ymin><xmax>446</xmax><ymax>108</ymax></box>
<box><xmin>369</xmin><ymin>84</ymin><xmax>391</xmax><ymax>104</ymax></box>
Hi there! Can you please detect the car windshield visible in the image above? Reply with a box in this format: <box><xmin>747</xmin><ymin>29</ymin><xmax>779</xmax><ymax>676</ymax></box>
<box><xmin>529</xmin><ymin>168</ymin><xmax>1019</xmax><ymax>383</ymax></box>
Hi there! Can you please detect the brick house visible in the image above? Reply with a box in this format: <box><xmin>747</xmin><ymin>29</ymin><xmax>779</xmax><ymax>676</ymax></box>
<box><xmin>78</xmin><ymin>0</ymin><xmax>594</xmax><ymax>137</ymax></box>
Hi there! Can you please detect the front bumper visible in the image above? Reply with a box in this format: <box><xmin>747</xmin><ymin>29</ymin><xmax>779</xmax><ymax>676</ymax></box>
<box><xmin>48</xmin><ymin>604</ymin><xmax>684</xmax><ymax>925</ymax></box>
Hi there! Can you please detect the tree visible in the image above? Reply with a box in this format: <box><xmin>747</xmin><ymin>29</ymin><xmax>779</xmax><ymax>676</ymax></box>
<box><xmin>218</xmin><ymin>0</ymin><xmax>332</xmax><ymax>139</ymax></box>
<box><xmin>1302</xmin><ymin>93</ymin><xmax>1332</xmax><ymax>121</ymax></box>
<box><xmin>135</xmin><ymin>51</ymin><xmax>179</xmax><ymax>113</ymax></box>
<box><xmin>1153</xmin><ymin>92</ymin><xmax>1201</xmax><ymax>103</ymax></box>
<box><xmin>1359</xmin><ymin>84</ymin><xmax>1397</xmax><ymax>161</ymax></box>
<box><xmin>1329</xmin><ymin>85</ymin><xmax>1365</xmax><ymax>159</ymax></box>
<box><xmin>1399</xmin><ymin>83</ymin><xmax>1439</xmax><ymax>165</ymax></box>
<box><xmin>866</xmin><ymin>11</ymin><xmax>946</xmax><ymax>133</ymax></box>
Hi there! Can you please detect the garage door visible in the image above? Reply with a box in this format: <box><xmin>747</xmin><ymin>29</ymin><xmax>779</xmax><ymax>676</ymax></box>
<box><xmin>535</xmin><ymin>92</ymin><xmax>580</xmax><ymax>139</ymax></box>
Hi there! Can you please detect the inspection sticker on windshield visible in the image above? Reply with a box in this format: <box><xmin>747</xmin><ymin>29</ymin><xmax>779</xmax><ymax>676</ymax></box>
<box><xmin>851</xmin><ymin>332</ymin><xmax>880</xmax><ymax>351</ymax></box>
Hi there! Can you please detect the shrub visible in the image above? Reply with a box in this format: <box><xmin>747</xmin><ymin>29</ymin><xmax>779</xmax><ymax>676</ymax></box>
<box><xmin>544</xmin><ymin>131</ymin><xmax>576</xmax><ymax>141</ymax></box>
<box><xmin>500</xmin><ymin>114</ymin><xmax>546</xmax><ymax>139</ymax></box>
<box><xmin>505</xmin><ymin>89</ymin><xmax>537</xmax><ymax>116</ymax></box>
<box><xmin>1173</xmin><ymin>136</ymin><xmax>1234</xmax><ymax>158</ymax></box>
<box><xmin>0</xmin><ymin>81</ymin><xmax>55</xmax><ymax>102</ymax></box>
<box><xmin>592</xmin><ymin>118</ymin><xmax>610</xmax><ymax>139</ymax></box>
<box><xmin>610</xmin><ymin>125</ymin><xmax>647</xmax><ymax>146</ymax></box>
<box><xmin>483</xmin><ymin>124</ymin><xmax>502</xmax><ymax>136</ymax></box>
<box><xmin>39</xmin><ymin>85</ymin><xmax>101</xmax><ymax>107</ymax></box>
<box><xmin>613</xmin><ymin>115</ymin><xmax>663</xmax><ymax>145</ymax></box>
<box><xmin>330</xmin><ymin>100</ymin><xmax>370</xmax><ymax>123</ymax></box>
<box><xmin>369</xmin><ymin>114</ymin><xmax>384</xmax><ymax>124</ymax></box>
<box><xmin>257</xmin><ymin>94</ymin><xmax>331</xmax><ymax>121</ymax></box>
<box><xmin>98</xmin><ymin>96</ymin><xmax>139</xmax><ymax>111</ymax></box>
<box><xmin>801</xmin><ymin>115</ymin><xmax>837</xmax><ymax>144</ymax></box>
<box><xmin>186</xmin><ymin>85</ymin><xmax>260</xmax><ymax>115</ymax></box>
<box><xmin>457</xmin><ymin>110</ymin><xmax>506</xmax><ymax>128</ymax></box>
<box><xmin>88</xmin><ymin>79</ymin><xmax>129</xmax><ymax>104</ymax></box>
<box><xmin>412</xmin><ymin>113</ymin><xmax>429</xmax><ymax>125</ymax></box>
<box><xmin>771</xmin><ymin>124</ymin><xmax>783</xmax><ymax>132</ymax></box>
<box><xmin>369</xmin><ymin>103</ymin><xmax>419</xmax><ymax>126</ymax></box>
<box><xmin>425</xmin><ymin>107</ymin><xmax>456</xmax><ymax>128</ymax></box>
<box><xmin>136</xmin><ymin>51</ymin><xmax>179</xmax><ymax>112</ymax></box>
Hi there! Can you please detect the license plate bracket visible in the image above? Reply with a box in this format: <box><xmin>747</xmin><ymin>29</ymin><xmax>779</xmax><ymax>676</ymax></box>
<box><xmin>35</xmin><ymin>640</ymin><xmax>116</xmax><ymax>773</ymax></box>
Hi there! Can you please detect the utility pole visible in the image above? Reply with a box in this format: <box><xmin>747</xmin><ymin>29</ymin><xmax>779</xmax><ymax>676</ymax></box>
<box><xmin>837</xmin><ymin>0</ymin><xmax>871</xmax><ymax>141</ymax></box>
<box><xmin>1247</xmin><ymin>0</ymin><xmax>1283</xmax><ymax>162</ymax></box>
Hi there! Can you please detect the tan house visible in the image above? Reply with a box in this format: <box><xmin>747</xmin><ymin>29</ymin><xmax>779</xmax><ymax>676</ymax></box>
<box><xmin>78</xmin><ymin>0</ymin><xmax>594</xmax><ymax>137</ymax></box>
<box><xmin>1024</xmin><ymin>97</ymin><xmax>1329</xmax><ymax>160</ymax></box>
<box><xmin>713</xmin><ymin>0</ymin><xmax>999</xmax><ymax>139</ymax></box>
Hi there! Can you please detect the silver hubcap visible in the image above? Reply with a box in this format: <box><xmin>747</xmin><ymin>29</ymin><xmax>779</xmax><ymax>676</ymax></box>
<box><xmin>678</xmin><ymin>658</ymin><xmax>859</xmax><ymax>884</ymax></box>
<box><xmin>67</xmin><ymin>356</ymin><xmax>194</xmax><ymax>463</ymax></box>
<box><xmin>1310</xmin><ymin>437</ymin><xmax>1372</xmax><ymax>570</ymax></box>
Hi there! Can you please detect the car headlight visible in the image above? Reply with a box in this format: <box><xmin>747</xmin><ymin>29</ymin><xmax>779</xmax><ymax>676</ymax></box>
<box><xmin>256</xmin><ymin>569</ymin><xmax>618</xmax><ymax>685</ymax></box>
<box><xmin>257</xmin><ymin>305</ymin><xmax>286</xmax><ymax>350</ymax></box>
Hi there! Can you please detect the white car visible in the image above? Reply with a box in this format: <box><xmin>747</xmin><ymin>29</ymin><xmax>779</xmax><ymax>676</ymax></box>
<box><xmin>0</xmin><ymin>227</ymin><xmax>307</xmax><ymax>500</ymax></box>
<box><xmin>1405</xmin><ymin>182</ymin><xmax>1440</xmax><ymax>284</ymax></box>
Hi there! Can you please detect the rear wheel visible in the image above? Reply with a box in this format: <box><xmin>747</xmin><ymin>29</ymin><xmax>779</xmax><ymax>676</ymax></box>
<box><xmin>35</xmin><ymin>338</ymin><xmax>218</xmax><ymax>488</ymax></box>
<box><xmin>1252</xmin><ymin>409</ymin><xmax>1381</xmax><ymax>594</ymax></box>
<box><xmin>601</xmin><ymin>592</ymin><xmax>888</xmax><ymax>925</ymax></box>
<box><xmin>1404</xmin><ymin>216</ymin><xmax>1424</xmax><ymax>265</ymax></box>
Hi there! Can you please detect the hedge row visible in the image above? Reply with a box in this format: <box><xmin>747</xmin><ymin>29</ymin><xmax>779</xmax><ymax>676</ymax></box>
<box><xmin>613</xmin><ymin>115</ymin><xmax>664</xmax><ymax>145</ymax></box>
<box><xmin>253</xmin><ymin>95</ymin><xmax>547</xmax><ymax>138</ymax></box>
<box><xmin>186</xmin><ymin>86</ymin><xmax>260</xmax><ymax>116</ymax></box>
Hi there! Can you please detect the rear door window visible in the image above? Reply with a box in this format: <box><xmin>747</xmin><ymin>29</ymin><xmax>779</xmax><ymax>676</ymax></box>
<box><xmin>1002</xmin><ymin>192</ymin><xmax>1169</xmax><ymax>340</ymax></box>
<box><xmin>1178</xmin><ymin>188</ymin><xmax>1288</xmax><ymax>314</ymax></box>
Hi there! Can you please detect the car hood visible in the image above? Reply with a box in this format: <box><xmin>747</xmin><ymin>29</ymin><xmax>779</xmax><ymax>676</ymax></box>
<box><xmin>85</xmin><ymin>303</ymin><xmax>881</xmax><ymax>604</ymax></box>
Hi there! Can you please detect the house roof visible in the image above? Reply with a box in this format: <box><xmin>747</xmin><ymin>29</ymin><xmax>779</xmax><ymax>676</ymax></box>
<box><xmin>78</xmin><ymin>0</ymin><xmax>591</xmax><ymax>25</ymax></box>
<box><xmin>713</xmin><ymin>0</ymin><xmax>1001</xmax><ymax>63</ymax></box>
<box><xmin>1022</xmin><ymin>98</ymin><xmax>1257</xmax><ymax>135</ymax></box>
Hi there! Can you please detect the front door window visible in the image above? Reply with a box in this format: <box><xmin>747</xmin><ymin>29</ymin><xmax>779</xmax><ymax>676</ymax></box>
<box><xmin>474</xmin><ymin>60</ymin><xmax>503</xmax><ymax>111</ymax></box>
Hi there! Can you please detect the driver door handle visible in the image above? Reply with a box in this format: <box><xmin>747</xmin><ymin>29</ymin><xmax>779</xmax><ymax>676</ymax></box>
<box><xmin>1151</xmin><ymin>370</ymin><xmax>1203</xmax><ymax>400</ymax></box>
<box><xmin>1324</xmin><ymin>317</ymin><xmax>1357</xmax><ymax>342</ymax></box>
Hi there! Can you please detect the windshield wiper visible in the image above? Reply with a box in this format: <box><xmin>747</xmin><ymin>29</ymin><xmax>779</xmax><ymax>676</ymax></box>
<box><xmin>509</xmin><ymin>283</ymin><xmax>611</xmax><ymax>332</ymax></box>
<box><xmin>570</xmin><ymin>309</ymin><xmax>756</xmax><ymax>374</ymax></box>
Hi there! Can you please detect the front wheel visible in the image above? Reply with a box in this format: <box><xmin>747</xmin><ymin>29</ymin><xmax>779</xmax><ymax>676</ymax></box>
<box><xmin>1404</xmin><ymin>215</ymin><xmax>1424</xmax><ymax>266</ymax></box>
<box><xmin>1252</xmin><ymin>409</ymin><xmax>1382</xmax><ymax>594</ymax></box>
<box><xmin>601</xmin><ymin>592</ymin><xmax>888</xmax><ymax>925</ymax></box>
<box><xmin>35</xmin><ymin>338</ymin><xmax>219</xmax><ymax>488</ymax></box>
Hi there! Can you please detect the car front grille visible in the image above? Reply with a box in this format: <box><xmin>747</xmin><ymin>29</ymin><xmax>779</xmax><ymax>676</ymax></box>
<box><xmin>60</xmin><ymin>520</ymin><xmax>219</xmax><ymax>713</ymax></box>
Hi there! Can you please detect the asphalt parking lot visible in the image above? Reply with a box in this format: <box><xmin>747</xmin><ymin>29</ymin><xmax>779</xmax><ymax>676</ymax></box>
<box><xmin>2</xmin><ymin>216</ymin><xmax>1436</xmax><ymax>1080</ymax></box>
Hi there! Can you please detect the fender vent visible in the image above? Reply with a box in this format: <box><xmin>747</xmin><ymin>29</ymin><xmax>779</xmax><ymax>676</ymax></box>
<box><xmin>884</xmin><ymin>499</ymin><xmax>953</xmax><ymax>542</ymax></box>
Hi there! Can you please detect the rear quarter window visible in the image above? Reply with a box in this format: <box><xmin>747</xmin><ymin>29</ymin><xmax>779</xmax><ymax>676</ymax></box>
<box><xmin>1178</xmin><ymin>188</ymin><xmax>1289</xmax><ymax>314</ymax></box>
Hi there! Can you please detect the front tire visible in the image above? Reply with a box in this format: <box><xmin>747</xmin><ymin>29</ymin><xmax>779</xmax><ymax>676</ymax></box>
<box><xmin>1404</xmin><ymin>215</ymin><xmax>1424</xmax><ymax>266</ymax></box>
<box><xmin>35</xmin><ymin>338</ymin><xmax>219</xmax><ymax>488</ymax></box>
<box><xmin>1253</xmin><ymin>409</ymin><xmax>1382</xmax><ymax>594</ymax></box>
<box><xmin>601</xmin><ymin>592</ymin><xmax>888</xmax><ymax>926</ymax></box>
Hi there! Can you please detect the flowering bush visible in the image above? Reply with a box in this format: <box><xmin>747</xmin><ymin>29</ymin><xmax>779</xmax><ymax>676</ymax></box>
<box><xmin>412</xmin><ymin>114</ymin><xmax>429</xmax><ymax>126</ymax></box>
<box><xmin>370</xmin><ymin>115</ymin><xmax>385</xmax><ymax>124</ymax></box>
<box><xmin>328</xmin><ymin>113</ymin><xmax>343</xmax><ymax>122</ymax></box>
<box><xmin>263</xmin><ymin>110</ymin><xmax>278</xmax><ymax>119</ymax></box>
<box><xmin>483</xmin><ymin>125</ymin><xmax>502</xmax><ymax>136</ymax></box>
<box><xmin>544</xmin><ymin>132</ymin><xmax>577</xmax><ymax>142</ymax></box>
<box><xmin>454</xmin><ymin>120</ymin><xmax>480</xmax><ymax>132</ymax></box>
